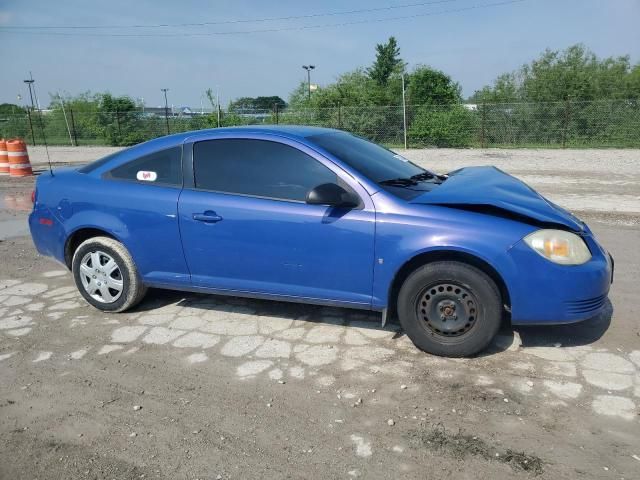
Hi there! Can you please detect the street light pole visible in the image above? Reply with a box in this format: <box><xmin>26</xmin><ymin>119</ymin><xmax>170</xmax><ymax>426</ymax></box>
<box><xmin>302</xmin><ymin>65</ymin><xmax>315</xmax><ymax>101</ymax></box>
<box><xmin>161</xmin><ymin>88</ymin><xmax>170</xmax><ymax>135</ymax></box>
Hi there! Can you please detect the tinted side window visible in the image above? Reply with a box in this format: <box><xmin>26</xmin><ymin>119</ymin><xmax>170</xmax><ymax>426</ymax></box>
<box><xmin>107</xmin><ymin>147</ymin><xmax>182</xmax><ymax>186</ymax></box>
<box><xmin>193</xmin><ymin>139</ymin><xmax>337</xmax><ymax>202</ymax></box>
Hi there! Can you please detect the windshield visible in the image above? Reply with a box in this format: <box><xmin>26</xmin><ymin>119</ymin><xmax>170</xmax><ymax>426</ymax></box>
<box><xmin>308</xmin><ymin>132</ymin><xmax>425</xmax><ymax>183</ymax></box>
<box><xmin>308</xmin><ymin>131</ymin><xmax>442</xmax><ymax>200</ymax></box>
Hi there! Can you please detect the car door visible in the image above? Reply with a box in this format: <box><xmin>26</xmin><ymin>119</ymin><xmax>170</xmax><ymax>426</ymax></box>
<box><xmin>96</xmin><ymin>146</ymin><xmax>191</xmax><ymax>286</ymax></box>
<box><xmin>177</xmin><ymin>134</ymin><xmax>376</xmax><ymax>306</ymax></box>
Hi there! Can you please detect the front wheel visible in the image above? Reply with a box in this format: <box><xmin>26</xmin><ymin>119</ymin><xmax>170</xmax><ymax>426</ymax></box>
<box><xmin>72</xmin><ymin>236</ymin><xmax>147</xmax><ymax>312</ymax></box>
<box><xmin>397</xmin><ymin>261</ymin><xmax>502</xmax><ymax>357</ymax></box>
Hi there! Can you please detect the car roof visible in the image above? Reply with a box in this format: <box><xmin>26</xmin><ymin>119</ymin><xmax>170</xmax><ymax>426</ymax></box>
<box><xmin>83</xmin><ymin>126</ymin><xmax>344</xmax><ymax>173</ymax></box>
<box><xmin>141</xmin><ymin>125</ymin><xmax>339</xmax><ymax>150</ymax></box>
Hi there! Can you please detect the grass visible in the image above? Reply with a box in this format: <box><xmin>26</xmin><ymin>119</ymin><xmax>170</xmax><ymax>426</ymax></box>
<box><xmin>407</xmin><ymin>424</ymin><xmax>544</xmax><ymax>476</ymax></box>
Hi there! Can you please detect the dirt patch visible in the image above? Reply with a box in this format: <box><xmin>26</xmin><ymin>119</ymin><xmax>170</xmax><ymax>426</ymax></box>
<box><xmin>407</xmin><ymin>424</ymin><xmax>544</xmax><ymax>476</ymax></box>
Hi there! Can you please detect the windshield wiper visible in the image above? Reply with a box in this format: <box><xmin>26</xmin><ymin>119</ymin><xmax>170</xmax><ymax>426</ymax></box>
<box><xmin>378</xmin><ymin>177</ymin><xmax>419</xmax><ymax>187</ymax></box>
<box><xmin>379</xmin><ymin>171</ymin><xmax>446</xmax><ymax>188</ymax></box>
<box><xmin>410</xmin><ymin>172</ymin><xmax>435</xmax><ymax>181</ymax></box>
<box><xmin>411</xmin><ymin>171</ymin><xmax>447</xmax><ymax>183</ymax></box>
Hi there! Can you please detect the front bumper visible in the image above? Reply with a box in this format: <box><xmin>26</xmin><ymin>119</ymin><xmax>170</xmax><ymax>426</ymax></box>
<box><xmin>505</xmin><ymin>233</ymin><xmax>612</xmax><ymax>325</ymax></box>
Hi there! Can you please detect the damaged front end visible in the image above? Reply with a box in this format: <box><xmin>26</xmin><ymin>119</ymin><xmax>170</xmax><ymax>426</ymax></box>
<box><xmin>409</xmin><ymin>166</ymin><xmax>584</xmax><ymax>232</ymax></box>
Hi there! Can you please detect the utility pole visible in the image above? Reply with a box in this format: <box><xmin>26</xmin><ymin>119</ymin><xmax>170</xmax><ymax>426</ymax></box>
<box><xmin>23</xmin><ymin>79</ymin><xmax>36</xmax><ymax>146</ymax></box>
<box><xmin>302</xmin><ymin>65</ymin><xmax>315</xmax><ymax>101</ymax></box>
<box><xmin>57</xmin><ymin>94</ymin><xmax>74</xmax><ymax>146</ymax></box>
<box><xmin>161</xmin><ymin>88</ymin><xmax>170</xmax><ymax>135</ymax></box>
<box><xmin>216</xmin><ymin>87</ymin><xmax>221</xmax><ymax>128</ymax></box>
<box><xmin>401</xmin><ymin>71</ymin><xmax>408</xmax><ymax>149</ymax></box>
<box><xmin>24</xmin><ymin>74</ymin><xmax>53</xmax><ymax>174</ymax></box>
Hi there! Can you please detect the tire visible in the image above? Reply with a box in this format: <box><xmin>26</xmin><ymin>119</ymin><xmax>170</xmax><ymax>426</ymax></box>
<box><xmin>397</xmin><ymin>261</ymin><xmax>502</xmax><ymax>357</ymax></box>
<box><xmin>72</xmin><ymin>236</ymin><xmax>147</xmax><ymax>312</ymax></box>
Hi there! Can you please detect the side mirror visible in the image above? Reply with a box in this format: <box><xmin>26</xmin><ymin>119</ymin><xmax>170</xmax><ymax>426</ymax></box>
<box><xmin>306</xmin><ymin>183</ymin><xmax>359</xmax><ymax>208</ymax></box>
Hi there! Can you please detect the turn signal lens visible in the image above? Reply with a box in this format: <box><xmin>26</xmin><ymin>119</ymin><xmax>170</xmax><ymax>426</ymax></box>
<box><xmin>524</xmin><ymin>229</ymin><xmax>591</xmax><ymax>265</ymax></box>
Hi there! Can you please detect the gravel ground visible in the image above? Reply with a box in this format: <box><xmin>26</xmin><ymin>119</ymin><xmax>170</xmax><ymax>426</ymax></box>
<box><xmin>1</xmin><ymin>147</ymin><xmax>639</xmax><ymax>479</ymax></box>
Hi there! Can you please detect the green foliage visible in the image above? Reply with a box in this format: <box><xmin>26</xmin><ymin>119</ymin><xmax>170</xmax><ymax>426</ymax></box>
<box><xmin>96</xmin><ymin>94</ymin><xmax>146</xmax><ymax>146</ymax></box>
<box><xmin>407</xmin><ymin>66</ymin><xmax>462</xmax><ymax>106</ymax></box>
<box><xmin>0</xmin><ymin>104</ymin><xmax>29</xmax><ymax>142</ymax></box>
<box><xmin>367</xmin><ymin>36</ymin><xmax>402</xmax><ymax>86</ymax></box>
<box><xmin>205</xmin><ymin>88</ymin><xmax>218</xmax><ymax>110</ymax></box>
<box><xmin>465</xmin><ymin>44</ymin><xmax>640</xmax><ymax>147</ymax></box>
<box><xmin>229</xmin><ymin>96</ymin><xmax>286</xmax><ymax>111</ymax></box>
<box><xmin>473</xmin><ymin>44</ymin><xmax>639</xmax><ymax>103</ymax></box>
<box><xmin>409</xmin><ymin>105</ymin><xmax>476</xmax><ymax>147</ymax></box>
<box><xmin>0</xmin><ymin>103</ymin><xmax>25</xmax><ymax>115</ymax></box>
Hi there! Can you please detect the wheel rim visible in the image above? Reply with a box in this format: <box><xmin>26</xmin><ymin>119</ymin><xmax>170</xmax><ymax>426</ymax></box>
<box><xmin>416</xmin><ymin>283</ymin><xmax>478</xmax><ymax>337</ymax></box>
<box><xmin>79</xmin><ymin>250</ymin><xmax>124</xmax><ymax>304</ymax></box>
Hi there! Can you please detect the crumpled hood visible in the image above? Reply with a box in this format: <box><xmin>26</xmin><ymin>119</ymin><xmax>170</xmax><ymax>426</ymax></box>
<box><xmin>409</xmin><ymin>166</ymin><xmax>583</xmax><ymax>231</ymax></box>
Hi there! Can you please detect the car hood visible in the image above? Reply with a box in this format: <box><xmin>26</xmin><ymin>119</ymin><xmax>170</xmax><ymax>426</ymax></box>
<box><xmin>409</xmin><ymin>166</ymin><xmax>583</xmax><ymax>231</ymax></box>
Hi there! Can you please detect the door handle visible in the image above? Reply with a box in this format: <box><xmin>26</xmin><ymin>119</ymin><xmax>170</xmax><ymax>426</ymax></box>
<box><xmin>192</xmin><ymin>211</ymin><xmax>223</xmax><ymax>223</ymax></box>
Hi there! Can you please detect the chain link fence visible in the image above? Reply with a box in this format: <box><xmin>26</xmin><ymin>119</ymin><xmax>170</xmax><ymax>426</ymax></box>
<box><xmin>1</xmin><ymin>100</ymin><xmax>639</xmax><ymax>148</ymax></box>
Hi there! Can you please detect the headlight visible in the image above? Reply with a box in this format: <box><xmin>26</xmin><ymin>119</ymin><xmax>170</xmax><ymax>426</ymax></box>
<box><xmin>523</xmin><ymin>229</ymin><xmax>591</xmax><ymax>265</ymax></box>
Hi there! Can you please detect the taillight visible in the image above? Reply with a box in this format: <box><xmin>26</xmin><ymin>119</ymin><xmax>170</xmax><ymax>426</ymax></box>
<box><xmin>31</xmin><ymin>190</ymin><xmax>36</xmax><ymax>204</ymax></box>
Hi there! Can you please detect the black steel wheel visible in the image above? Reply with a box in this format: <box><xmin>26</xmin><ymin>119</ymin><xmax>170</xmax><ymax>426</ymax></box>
<box><xmin>397</xmin><ymin>261</ymin><xmax>503</xmax><ymax>357</ymax></box>
<box><xmin>416</xmin><ymin>282</ymin><xmax>479</xmax><ymax>337</ymax></box>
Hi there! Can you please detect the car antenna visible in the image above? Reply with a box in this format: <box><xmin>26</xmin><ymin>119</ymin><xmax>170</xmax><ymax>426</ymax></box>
<box><xmin>24</xmin><ymin>73</ymin><xmax>53</xmax><ymax>176</ymax></box>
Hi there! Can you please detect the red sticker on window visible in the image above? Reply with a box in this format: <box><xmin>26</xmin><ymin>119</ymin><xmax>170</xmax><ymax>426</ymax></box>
<box><xmin>136</xmin><ymin>171</ymin><xmax>157</xmax><ymax>181</ymax></box>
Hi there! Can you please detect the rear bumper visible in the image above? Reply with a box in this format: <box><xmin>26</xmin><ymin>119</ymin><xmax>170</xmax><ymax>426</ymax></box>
<box><xmin>506</xmin><ymin>234</ymin><xmax>612</xmax><ymax>325</ymax></box>
<box><xmin>29</xmin><ymin>205</ymin><xmax>67</xmax><ymax>265</ymax></box>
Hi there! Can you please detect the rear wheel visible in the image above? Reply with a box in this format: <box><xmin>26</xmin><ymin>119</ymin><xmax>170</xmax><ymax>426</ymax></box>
<box><xmin>72</xmin><ymin>236</ymin><xmax>147</xmax><ymax>312</ymax></box>
<box><xmin>397</xmin><ymin>261</ymin><xmax>502</xmax><ymax>357</ymax></box>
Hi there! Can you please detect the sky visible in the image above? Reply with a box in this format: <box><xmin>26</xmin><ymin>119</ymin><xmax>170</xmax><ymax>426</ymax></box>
<box><xmin>1</xmin><ymin>0</ymin><xmax>639</xmax><ymax>109</ymax></box>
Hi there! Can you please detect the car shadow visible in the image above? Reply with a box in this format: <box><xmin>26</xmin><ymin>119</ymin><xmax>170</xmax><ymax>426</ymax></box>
<box><xmin>134</xmin><ymin>288</ymin><xmax>392</xmax><ymax>332</ymax></box>
<box><xmin>133</xmin><ymin>289</ymin><xmax>613</xmax><ymax>356</ymax></box>
<box><xmin>515</xmin><ymin>299</ymin><xmax>613</xmax><ymax>348</ymax></box>
<box><xmin>481</xmin><ymin>299</ymin><xmax>613</xmax><ymax>356</ymax></box>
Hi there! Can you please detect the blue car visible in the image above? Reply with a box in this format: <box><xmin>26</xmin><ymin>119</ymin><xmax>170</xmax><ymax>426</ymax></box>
<box><xmin>29</xmin><ymin>126</ymin><xmax>613</xmax><ymax>356</ymax></box>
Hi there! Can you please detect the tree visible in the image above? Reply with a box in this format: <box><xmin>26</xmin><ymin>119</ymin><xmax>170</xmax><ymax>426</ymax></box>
<box><xmin>0</xmin><ymin>104</ymin><xmax>29</xmax><ymax>142</ymax></box>
<box><xmin>407</xmin><ymin>66</ymin><xmax>462</xmax><ymax>106</ymax></box>
<box><xmin>409</xmin><ymin>104</ymin><xmax>476</xmax><ymax>147</ymax></box>
<box><xmin>229</xmin><ymin>96</ymin><xmax>286</xmax><ymax>111</ymax></box>
<box><xmin>0</xmin><ymin>103</ymin><xmax>25</xmax><ymax>115</ymax></box>
<box><xmin>469</xmin><ymin>73</ymin><xmax>520</xmax><ymax>104</ymax></box>
<box><xmin>44</xmin><ymin>92</ymin><xmax>104</xmax><ymax>145</ymax></box>
<box><xmin>477</xmin><ymin>44</ymin><xmax>639</xmax><ymax>102</ymax></box>
<box><xmin>470</xmin><ymin>44</ymin><xmax>640</xmax><ymax>146</ymax></box>
<box><xmin>367</xmin><ymin>36</ymin><xmax>403</xmax><ymax>86</ymax></box>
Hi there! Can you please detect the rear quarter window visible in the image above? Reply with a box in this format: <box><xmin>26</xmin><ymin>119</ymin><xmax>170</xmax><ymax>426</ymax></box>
<box><xmin>105</xmin><ymin>147</ymin><xmax>182</xmax><ymax>186</ymax></box>
<box><xmin>78</xmin><ymin>149</ymin><xmax>130</xmax><ymax>174</ymax></box>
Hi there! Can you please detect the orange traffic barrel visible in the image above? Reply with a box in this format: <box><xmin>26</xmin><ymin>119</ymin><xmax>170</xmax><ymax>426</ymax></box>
<box><xmin>0</xmin><ymin>139</ymin><xmax>8</xmax><ymax>175</ymax></box>
<box><xmin>7</xmin><ymin>139</ymin><xmax>33</xmax><ymax>177</ymax></box>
